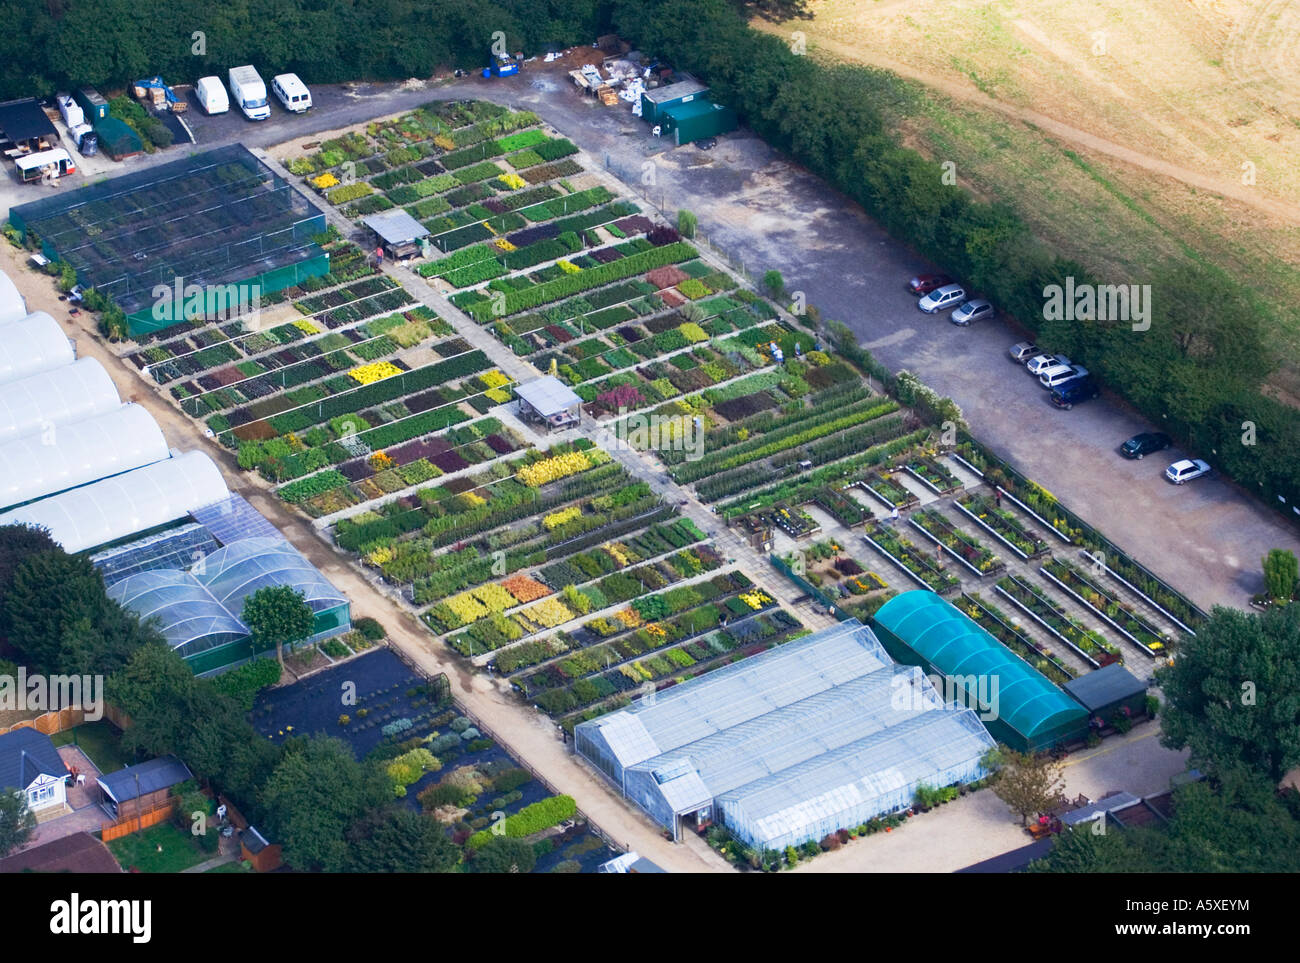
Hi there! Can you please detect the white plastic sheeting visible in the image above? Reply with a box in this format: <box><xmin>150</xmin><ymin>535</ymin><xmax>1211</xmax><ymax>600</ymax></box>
<box><xmin>0</xmin><ymin>403</ymin><xmax>169</xmax><ymax>510</ymax></box>
<box><xmin>0</xmin><ymin>312</ymin><xmax>74</xmax><ymax>386</ymax></box>
<box><xmin>0</xmin><ymin>270</ymin><xmax>27</xmax><ymax>324</ymax></box>
<box><xmin>0</xmin><ymin>358</ymin><xmax>120</xmax><ymax>445</ymax></box>
<box><xmin>107</xmin><ymin>569</ymin><xmax>249</xmax><ymax>658</ymax></box>
<box><xmin>0</xmin><ymin>450</ymin><xmax>228</xmax><ymax>554</ymax></box>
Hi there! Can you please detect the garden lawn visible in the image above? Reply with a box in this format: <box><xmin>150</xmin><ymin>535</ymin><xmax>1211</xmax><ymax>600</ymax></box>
<box><xmin>52</xmin><ymin>720</ymin><xmax>130</xmax><ymax>774</ymax></box>
<box><xmin>107</xmin><ymin>822</ymin><xmax>208</xmax><ymax>873</ymax></box>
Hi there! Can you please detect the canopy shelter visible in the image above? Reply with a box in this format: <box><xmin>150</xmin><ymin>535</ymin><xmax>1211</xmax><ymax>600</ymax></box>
<box><xmin>362</xmin><ymin>209</ymin><xmax>430</xmax><ymax>259</ymax></box>
<box><xmin>515</xmin><ymin>376</ymin><xmax>581</xmax><ymax>430</ymax></box>
<box><xmin>1061</xmin><ymin>663</ymin><xmax>1148</xmax><ymax>720</ymax></box>
<box><xmin>0</xmin><ymin>98</ymin><xmax>58</xmax><ymax>154</ymax></box>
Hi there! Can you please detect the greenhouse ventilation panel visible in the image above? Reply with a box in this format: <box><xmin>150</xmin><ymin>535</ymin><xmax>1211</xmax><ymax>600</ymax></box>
<box><xmin>0</xmin><ymin>403</ymin><xmax>169</xmax><ymax>511</ymax></box>
<box><xmin>0</xmin><ymin>450</ymin><xmax>228</xmax><ymax>554</ymax></box>
<box><xmin>575</xmin><ymin>620</ymin><xmax>996</xmax><ymax>851</ymax></box>
<box><xmin>871</xmin><ymin>590</ymin><xmax>1089</xmax><ymax>752</ymax></box>
<box><xmin>0</xmin><ymin>312</ymin><xmax>74</xmax><ymax>386</ymax></box>
<box><xmin>0</xmin><ymin>357</ymin><xmax>120</xmax><ymax>445</ymax></box>
<box><xmin>107</xmin><ymin>569</ymin><xmax>250</xmax><ymax>661</ymax></box>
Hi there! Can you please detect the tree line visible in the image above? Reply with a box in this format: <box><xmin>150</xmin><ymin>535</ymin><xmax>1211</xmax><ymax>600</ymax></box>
<box><xmin>604</xmin><ymin>0</ymin><xmax>1298</xmax><ymax>521</ymax></box>
<box><xmin>0</xmin><ymin>525</ymin><xmax>459</xmax><ymax>871</ymax></box>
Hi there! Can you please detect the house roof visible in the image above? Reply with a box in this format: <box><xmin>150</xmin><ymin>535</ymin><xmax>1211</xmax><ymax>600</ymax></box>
<box><xmin>362</xmin><ymin>209</ymin><xmax>430</xmax><ymax>246</ymax></box>
<box><xmin>0</xmin><ymin>831</ymin><xmax>122</xmax><ymax>873</ymax></box>
<box><xmin>98</xmin><ymin>755</ymin><xmax>193</xmax><ymax>803</ymax></box>
<box><xmin>514</xmin><ymin>376</ymin><xmax>581</xmax><ymax>417</ymax></box>
<box><xmin>0</xmin><ymin>98</ymin><xmax>57</xmax><ymax>143</ymax></box>
<box><xmin>0</xmin><ymin>727</ymin><xmax>69</xmax><ymax>790</ymax></box>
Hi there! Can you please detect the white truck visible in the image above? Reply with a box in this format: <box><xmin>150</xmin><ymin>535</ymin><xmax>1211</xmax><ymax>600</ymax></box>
<box><xmin>227</xmin><ymin>66</ymin><xmax>270</xmax><ymax>120</ymax></box>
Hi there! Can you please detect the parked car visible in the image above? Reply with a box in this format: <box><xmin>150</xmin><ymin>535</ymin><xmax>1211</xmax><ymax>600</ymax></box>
<box><xmin>908</xmin><ymin>274</ymin><xmax>953</xmax><ymax>296</ymax></box>
<box><xmin>1026</xmin><ymin>353</ymin><xmax>1071</xmax><ymax>376</ymax></box>
<box><xmin>195</xmin><ymin>76</ymin><xmax>229</xmax><ymax>115</ymax></box>
<box><xmin>1009</xmin><ymin>342</ymin><xmax>1039</xmax><ymax>363</ymax></box>
<box><xmin>695</xmin><ymin>136</ymin><xmax>717</xmax><ymax>150</ymax></box>
<box><xmin>1049</xmin><ymin>376</ymin><xmax>1100</xmax><ymax>409</ymax></box>
<box><xmin>1165</xmin><ymin>458</ymin><xmax>1211</xmax><ymax>484</ymax></box>
<box><xmin>1120</xmin><ymin>432</ymin><xmax>1171</xmax><ymax>460</ymax></box>
<box><xmin>918</xmin><ymin>284</ymin><xmax>966</xmax><ymax>314</ymax></box>
<box><xmin>1040</xmin><ymin>364</ymin><xmax>1089</xmax><ymax>390</ymax></box>
<box><xmin>951</xmin><ymin>299</ymin><xmax>994</xmax><ymax>326</ymax></box>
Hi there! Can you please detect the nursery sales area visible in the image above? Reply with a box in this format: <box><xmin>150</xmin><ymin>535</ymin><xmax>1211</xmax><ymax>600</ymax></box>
<box><xmin>9</xmin><ymin>95</ymin><xmax>1210</xmax><ymax>873</ymax></box>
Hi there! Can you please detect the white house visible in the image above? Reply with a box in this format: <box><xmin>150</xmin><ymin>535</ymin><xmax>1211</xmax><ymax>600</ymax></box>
<box><xmin>0</xmin><ymin>727</ymin><xmax>70</xmax><ymax>819</ymax></box>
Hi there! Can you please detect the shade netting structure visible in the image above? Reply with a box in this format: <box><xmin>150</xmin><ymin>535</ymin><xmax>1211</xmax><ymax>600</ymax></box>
<box><xmin>575</xmin><ymin>620</ymin><xmax>995</xmax><ymax>851</ymax></box>
<box><xmin>9</xmin><ymin>144</ymin><xmax>328</xmax><ymax>336</ymax></box>
<box><xmin>872</xmin><ymin>590</ymin><xmax>1089</xmax><ymax>751</ymax></box>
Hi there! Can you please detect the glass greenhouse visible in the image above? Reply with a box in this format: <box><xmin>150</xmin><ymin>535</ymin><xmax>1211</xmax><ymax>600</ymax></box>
<box><xmin>0</xmin><ymin>269</ymin><xmax>26</xmax><ymax>324</ymax></box>
<box><xmin>91</xmin><ymin>523</ymin><xmax>220</xmax><ymax>588</ymax></box>
<box><xmin>0</xmin><ymin>358</ymin><xmax>120</xmax><ymax>445</ymax></box>
<box><xmin>871</xmin><ymin>590</ymin><xmax>1089</xmax><ymax>752</ymax></box>
<box><xmin>193</xmin><ymin>535</ymin><xmax>350</xmax><ymax>637</ymax></box>
<box><xmin>0</xmin><ymin>450</ymin><xmax>229</xmax><ymax>554</ymax></box>
<box><xmin>0</xmin><ymin>312</ymin><xmax>74</xmax><ymax>387</ymax></box>
<box><xmin>107</xmin><ymin>569</ymin><xmax>250</xmax><ymax>661</ymax></box>
<box><xmin>0</xmin><ymin>403</ymin><xmax>169</xmax><ymax>511</ymax></box>
<box><xmin>575</xmin><ymin>620</ymin><xmax>996</xmax><ymax>851</ymax></box>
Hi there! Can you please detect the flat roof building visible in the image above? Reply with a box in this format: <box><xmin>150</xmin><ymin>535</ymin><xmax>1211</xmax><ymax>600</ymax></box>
<box><xmin>515</xmin><ymin>375</ymin><xmax>581</xmax><ymax>430</ymax></box>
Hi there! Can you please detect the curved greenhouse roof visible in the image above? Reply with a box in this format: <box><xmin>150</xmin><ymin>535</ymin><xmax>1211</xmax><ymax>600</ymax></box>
<box><xmin>872</xmin><ymin>591</ymin><xmax>1088</xmax><ymax>748</ymax></box>
<box><xmin>0</xmin><ymin>403</ymin><xmax>169</xmax><ymax>510</ymax></box>
<box><xmin>107</xmin><ymin>569</ymin><xmax>248</xmax><ymax>658</ymax></box>
<box><xmin>0</xmin><ymin>450</ymin><xmax>228</xmax><ymax>554</ymax></box>
<box><xmin>0</xmin><ymin>358</ymin><xmax>120</xmax><ymax>445</ymax></box>
<box><xmin>0</xmin><ymin>312</ymin><xmax>74</xmax><ymax>386</ymax></box>
<box><xmin>0</xmin><ymin>270</ymin><xmax>26</xmax><ymax>324</ymax></box>
<box><xmin>194</xmin><ymin>535</ymin><xmax>346</xmax><ymax>616</ymax></box>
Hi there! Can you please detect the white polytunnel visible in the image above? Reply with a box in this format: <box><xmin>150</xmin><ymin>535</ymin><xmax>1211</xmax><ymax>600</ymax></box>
<box><xmin>0</xmin><ymin>450</ymin><xmax>229</xmax><ymax>554</ymax></box>
<box><xmin>0</xmin><ymin>270</ymin><xmax>27</xmax><ymax>324</ymax></box>
<box><xmin>0</xmin><ymin>357</ymin><xmax>120</xmax><ymax>445</ymax></box>
<box><xmin>0</xmin><ymin>311</ymin><xmax>74</xmax><ymax>386</ymax></box>
<box><xmin>0</xmin><ymin>403</ymin><xmax>170</xmax><ymax>511</ymax></box>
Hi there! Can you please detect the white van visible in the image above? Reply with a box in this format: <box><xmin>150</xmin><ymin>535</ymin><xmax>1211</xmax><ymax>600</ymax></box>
<box><xmin>271</xmin><ymin>74</ymin><xmax>312</xmax><ymax>113</ymax></box>
<box><xmin>195</xmin><ymin>76</ymin><xmax>229</xmax><ymax>115</ymax></box>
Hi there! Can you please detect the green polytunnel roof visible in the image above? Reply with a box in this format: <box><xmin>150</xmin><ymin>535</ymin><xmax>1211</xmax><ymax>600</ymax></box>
<box><xmin>872</xmin><ymin>591</ymin><xmax>1087</xmax><ymax>742</ymax></box>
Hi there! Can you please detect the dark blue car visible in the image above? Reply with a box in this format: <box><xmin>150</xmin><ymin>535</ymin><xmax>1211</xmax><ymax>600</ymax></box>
<box><xmin>1049</xmin><ymin>376</ymin><xmax>1099</xmax><ymax>410</ymax></box>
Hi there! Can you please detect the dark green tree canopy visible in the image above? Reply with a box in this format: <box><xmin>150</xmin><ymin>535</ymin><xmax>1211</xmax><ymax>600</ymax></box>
<box><xmin>1157</xmin><ymin>603</ymin><xmax>1300</xmax><ymax>782</ymax></box>
<box><xmin>242</xmin><ymin>585</ymin><xmax>315</xmax><ymax>652</ymax></box>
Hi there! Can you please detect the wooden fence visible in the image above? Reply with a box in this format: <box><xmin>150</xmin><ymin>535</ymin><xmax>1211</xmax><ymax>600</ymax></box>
<box><xmin>0</xmin><ymin>702</ymin><xmax>131</xmax><ymax>738</ymax></box>
<box><xmin>101</xmin><ymin>800</ymin><xmax>174</xmax><ymax>842</ymax></box>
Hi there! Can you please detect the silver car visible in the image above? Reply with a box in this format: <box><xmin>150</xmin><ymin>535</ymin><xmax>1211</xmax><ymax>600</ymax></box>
<box><xmin>1009</xmin><ymin>342</ymin><xmax>1039</xmax><ymax>363</ymax></box>
<box><xmin>951</xmin><ymin>299</ymin><xmax>993</xmax><ymax>325</ymax></box>
<box><xmin>918</xmin><ymin>284</ymin><xmax>966</xmax><ymax>314</ymax></box>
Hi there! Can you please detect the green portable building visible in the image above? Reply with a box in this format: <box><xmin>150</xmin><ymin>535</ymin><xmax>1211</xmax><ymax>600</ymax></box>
<box><xmin>871</xmin><ymin>590</ymin><xmax>1089</xmax><ymax>752</ymax></box>
<box><xmin>639</xmin><ymin>79</ymin><xmax>710</xmax><ymax>125</ymax></box>
<box><xmin>660</xmin><ymin>97</ymin><xmax>738</xmax><ymax>146</ymax></box>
